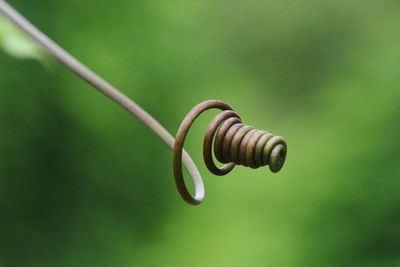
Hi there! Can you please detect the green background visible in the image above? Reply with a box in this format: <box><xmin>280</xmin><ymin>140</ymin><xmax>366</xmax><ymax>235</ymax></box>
<box><xmin>0</xmin><ymin>0</ymin><xmax>399</xmax><ymax>266</ymax></box>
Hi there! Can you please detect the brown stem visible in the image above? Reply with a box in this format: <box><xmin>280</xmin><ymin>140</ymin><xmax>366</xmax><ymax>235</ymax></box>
<box><xmin>0</xmin><ymin>0</ymin><xmax>205</xmax><ymax>204</ymax></box>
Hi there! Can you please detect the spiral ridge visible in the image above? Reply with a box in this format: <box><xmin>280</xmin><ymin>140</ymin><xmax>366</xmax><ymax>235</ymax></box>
<box><xmin>203</xmin><ymin>110</ymin><xmax>287</xmax><ymax>176</ymax></box>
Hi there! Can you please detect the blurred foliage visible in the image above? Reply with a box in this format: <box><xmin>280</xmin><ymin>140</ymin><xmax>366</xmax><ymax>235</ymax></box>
<box><xmin>0</xmin><ymin>0</ymin><xmax>400</xmax><ymax>266</ymax></box>
<box><xmin>0</xmin><ymin>15</ymin><xmax>48</xmax><ymax>63</ymax></box>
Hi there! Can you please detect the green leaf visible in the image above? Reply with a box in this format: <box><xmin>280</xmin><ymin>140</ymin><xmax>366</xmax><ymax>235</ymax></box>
<box><xmin>0</xmin><ymin>15</ymin><xmax>50</xmax><ymax>64</ymax></box>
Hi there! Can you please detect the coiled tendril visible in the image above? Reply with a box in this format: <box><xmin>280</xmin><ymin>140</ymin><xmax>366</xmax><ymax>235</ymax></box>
<box><xmin>174</xmin><ymin>100</ymin><xmax>287</xmax><ymax>205</ymax></box>
<box><xmin>0</xmin><ymin>1</ymin><xmax>287</xmax><ymax>206</ymax></box>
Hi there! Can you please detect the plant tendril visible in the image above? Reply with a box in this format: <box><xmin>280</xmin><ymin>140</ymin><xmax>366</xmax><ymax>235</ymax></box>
<box><xmin>0</xmin><ymin>1</ymin><xmax>288</xmax><ymax>206</ymax></box>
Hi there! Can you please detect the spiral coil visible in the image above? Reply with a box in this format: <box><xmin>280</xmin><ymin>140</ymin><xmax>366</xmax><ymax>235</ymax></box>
<box><xmin>173</xmin><ymin>100</ymin><xmax>287</xmax><ymax>205</ymax></box>
<box><xmin>0</xmin><ymin>1</ymin><xmax>285</xmax><ymax>206</ymax></box>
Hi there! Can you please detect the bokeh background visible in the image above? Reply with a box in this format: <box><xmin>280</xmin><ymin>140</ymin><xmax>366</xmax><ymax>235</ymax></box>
<box><xmin>1</xmin><ymin>0</ymin><xmax>400</xmax><ymax>266</ymax></box>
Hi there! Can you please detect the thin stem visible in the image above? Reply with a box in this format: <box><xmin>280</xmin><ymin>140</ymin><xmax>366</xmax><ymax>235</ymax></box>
<box><xmin>0</xmin><ymin>0</ymin><xmax>204</xmax><ymax>202</ymax></box>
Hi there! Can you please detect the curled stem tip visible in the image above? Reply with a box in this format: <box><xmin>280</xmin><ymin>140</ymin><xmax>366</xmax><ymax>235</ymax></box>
<box><xmin>0</xmin><ymin>1</ymin><xmax>287</xmax><ymax>206</ymax></box>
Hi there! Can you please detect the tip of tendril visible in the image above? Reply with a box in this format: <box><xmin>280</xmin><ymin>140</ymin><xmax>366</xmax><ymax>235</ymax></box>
<box><xmin>268</xmin><ymin>144</ymin><xmax>287</xmax><ymax>173</ymax></box>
